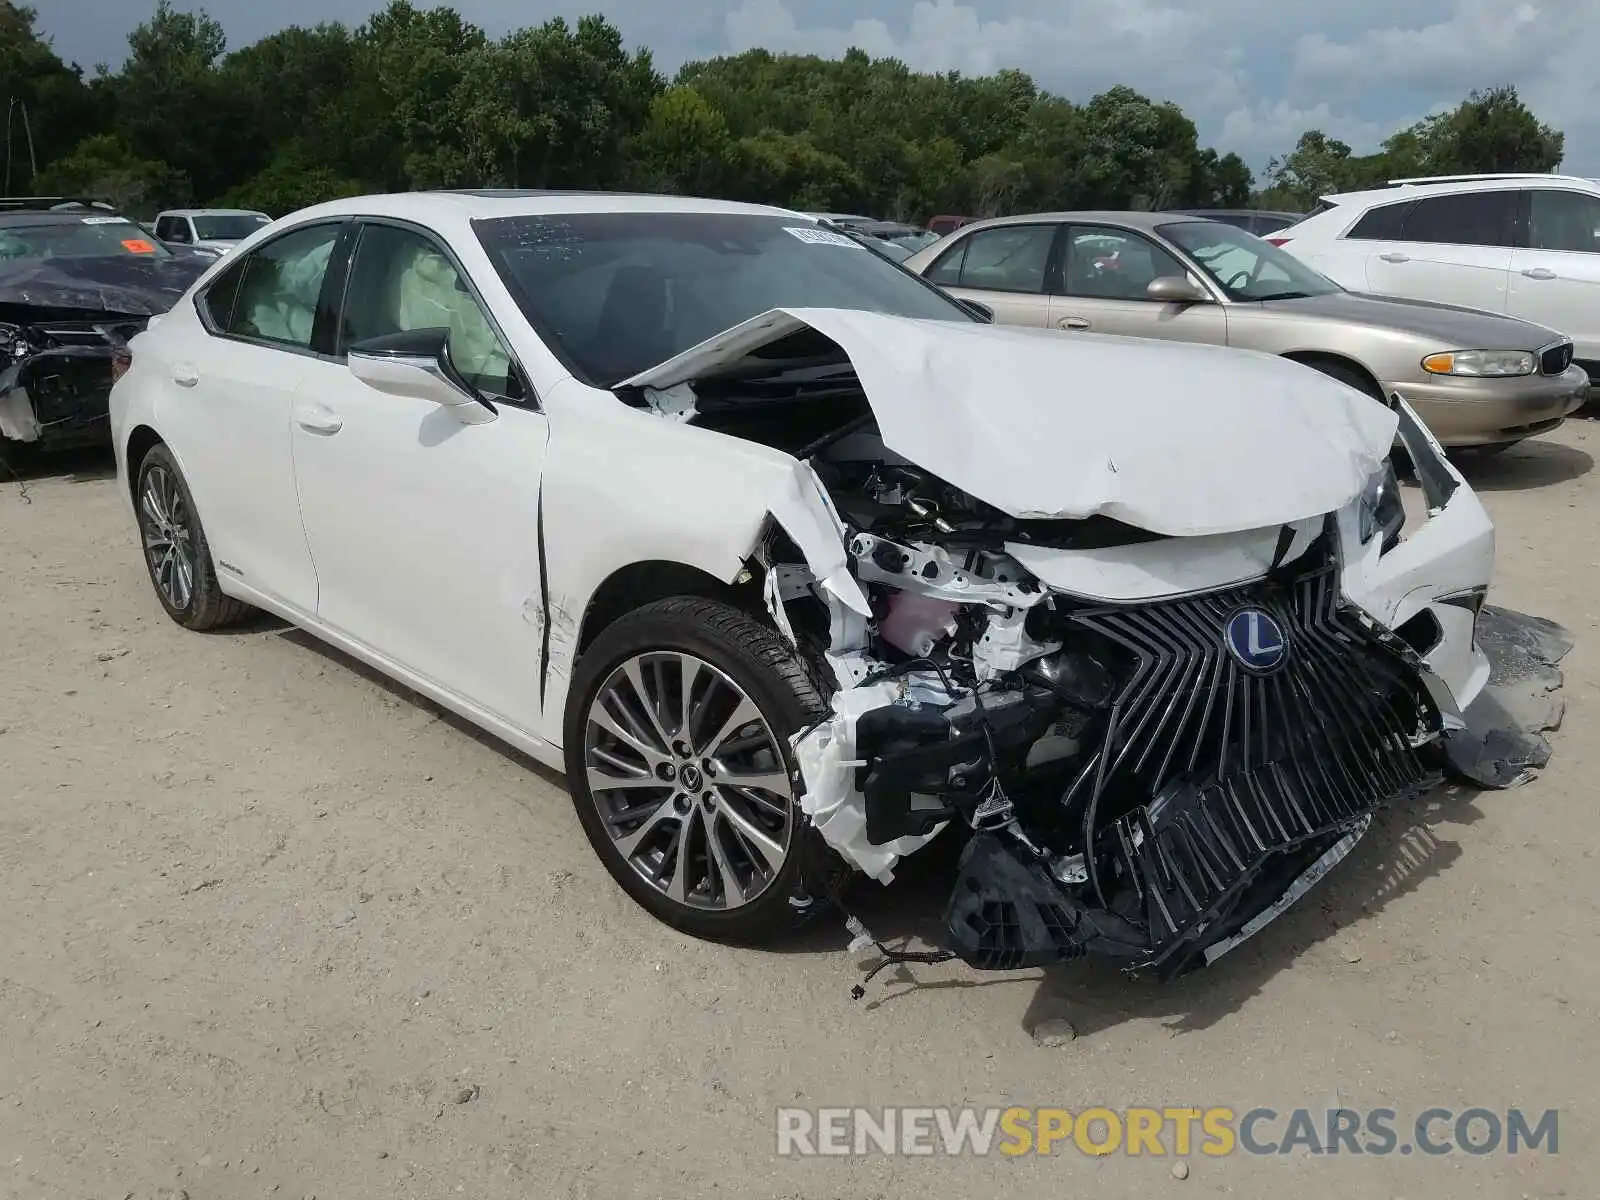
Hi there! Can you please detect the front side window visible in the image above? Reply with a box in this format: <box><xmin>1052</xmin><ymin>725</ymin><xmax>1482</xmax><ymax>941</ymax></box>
<box><xmin>156</xmin><ymin>217</ymin><xmax>188</xmax><ymax>243</ymax></box>
<box><xmin>473</xmin><ymin>211</ymin><xmax>974</xmax><ymax>387</ymax></box>
<box><xmin>1527</xmin><ymin>190</ymin><xmax>1600</xmax><ymax>254</ymax></box>
<box><xmin>1158</xmin><ymin>220</ymin><xmax>1342</xmax><ymax>301</ymax></box>
<box><xmin>1062</xmin><ymin>227</ymin><xmax>1188</xmax><ymax>301</ymax></box>
<box><xmin>225</xmin><ymin>222</ymin><xmax>341</xmax><ymax>348</ymax></box>
<box><xmin>926</xmin><ymin>224</ymin><xmax>1057</xmax><ymax>294</ymax></box>
<box><xmin>1400</xmin><ymin>191</ymin><xmax>1516</xmax><ymax>247</ymax></box>
<box><xmin>340</xmin><ymin>222</ymin><xmax>519</xmax><ymax>399</ymax></box>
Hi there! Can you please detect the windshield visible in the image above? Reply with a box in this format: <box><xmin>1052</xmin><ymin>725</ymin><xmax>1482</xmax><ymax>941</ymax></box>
<box><xmin>474</xmin><ymin>211</ymin><xmax>974</xmax><ymax>386</ymax></box>
<box><xmin>192</xmin><ymin>213</ymin><xmax>270</xmax><ymax>240</ymax></box>
<box><xmin>1157</xmin><ymin>220</ymin><xmax>1340</xmax><ymax>301</ymax></box>
<box><xmin>0</xmin><ymin>217</ymin><xmax>171</xmax><ymax>261</ymax></box>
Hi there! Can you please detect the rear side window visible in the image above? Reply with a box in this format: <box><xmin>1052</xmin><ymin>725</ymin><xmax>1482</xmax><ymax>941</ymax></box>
<box><xmin>222</xmin><ymin>223</ymin><xmax>342</xmax><ymax>349</ymax></box>
<box><xmin>197</xmin><ymin>256</ymin><xmax>248</xmax><ymax>328</ymax></box>
<box><xmin>925</xmin><ymin>224</ymin><xmax>1057</xmax><ymax>293</ymax></box>
<box><xmin>1400</xmin><ymin>191</ymin><xmax>1516</xmax><ymax>247</ymax></box>
<box><xmin>1345</xmin><ymin>201</ymin><xmax>1416</xmax><ymax>240</ymax></box>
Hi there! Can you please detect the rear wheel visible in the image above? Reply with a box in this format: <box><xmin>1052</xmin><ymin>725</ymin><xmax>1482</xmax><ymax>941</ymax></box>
<box><xmin>564</xmin><ymin>596</ymin><xmax>847</xmax><ymax>944</ymax></box>
<box><xmin>134</xmin><ymin>443</ymin><xmax>252</xmax><ymax>630</ymax></box>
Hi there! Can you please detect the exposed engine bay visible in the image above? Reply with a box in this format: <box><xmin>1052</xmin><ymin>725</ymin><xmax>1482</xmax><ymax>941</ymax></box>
<box><xmin>624</xmin><ymin>319</ymin><xmax>1515</xmax><ymax>982</ymax></box>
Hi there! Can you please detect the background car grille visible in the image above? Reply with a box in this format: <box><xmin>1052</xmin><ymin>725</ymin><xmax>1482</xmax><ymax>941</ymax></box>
<box><xmin>1057</xmin><ymin>552</ymin><xmax>1440</xmax><ymax>972</ymax></box>
<box><xmin>1540</xmin><ymin>342</ymin><xmax>1574</xmax><ymax>376</ymax></box>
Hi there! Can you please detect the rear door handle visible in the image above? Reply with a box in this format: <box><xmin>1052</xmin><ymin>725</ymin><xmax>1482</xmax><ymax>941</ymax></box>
<box><xmin>1378</xmin><ymin>252</ymin><xmax>1410</xmax><ymax>264</ymax></box>
<box><xmin>172</xmin><ymin>364</ymin><xmax>198</xmax><ymax>387</ymax></box>
<box><xmin>294</xmin><ymin>402</ymin><xmax>343</xmax><ymax>435</ymax></box>
<box><xmin>1057</xmin><ymin>316</ymin><xmax>1091</xmax><ymax>330</ymax></box>
<box><xmin>1521</xmin><ymin>267</ymin><xmax>1557</xmax><ymax>280</ymax></box>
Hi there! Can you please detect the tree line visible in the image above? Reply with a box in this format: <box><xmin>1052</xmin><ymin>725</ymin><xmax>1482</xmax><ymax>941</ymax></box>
<box><xmin>0</xmin><ymin>0</ymin><xmax>1570</xmax><ymax>222</ymax></box>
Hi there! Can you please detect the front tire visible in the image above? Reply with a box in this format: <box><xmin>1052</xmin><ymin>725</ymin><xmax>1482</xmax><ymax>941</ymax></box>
<box><xmin>134</xmin><ymin>443</ymin><xmax>252</xmax><ymax>630</ymax></box>
<box><xmin>563</xmin><ymin>596</ymin><xmax>847</xmax><ymax>944</ymax></box>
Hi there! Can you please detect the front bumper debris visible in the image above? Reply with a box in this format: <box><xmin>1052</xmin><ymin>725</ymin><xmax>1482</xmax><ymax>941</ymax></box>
<box><xmin>943</xmin><ymin>553</ymin><xmax>1441</xmax><ymax>979</ymax></box>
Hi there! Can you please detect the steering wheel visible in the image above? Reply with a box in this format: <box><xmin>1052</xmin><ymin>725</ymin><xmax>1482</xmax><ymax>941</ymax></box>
<box><xmin>1225</xmin><ymin>270</ymin><xmax>1251</xmax><ymax>290</ymax></box>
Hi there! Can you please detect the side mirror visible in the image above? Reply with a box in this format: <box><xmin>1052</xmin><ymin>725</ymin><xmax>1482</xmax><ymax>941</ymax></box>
<box><xmin>1146</xmin><ymin>275</ymin><xmax>1210</xmax><ymax>304</ymax></box>
<box><xmin>347</xmin><ymin>327</ymin><xmax>496</xmax><ymax>424</ymax></box>
<box><xmin>956</xmin><ymin>297</ymin><xmax>995</xmax><ymax>323</ymax></box>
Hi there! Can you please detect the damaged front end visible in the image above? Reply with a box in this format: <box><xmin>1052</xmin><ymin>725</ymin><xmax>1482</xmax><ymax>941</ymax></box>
<box><xmin>0</xmin><ymin>312</ymin><xmax>142</xmax><ymax>448</ymax></box>
<box><xmin>619</xmin><ymin>308</ymin><xmax>1518</xmax><ymax>982</ymax></box>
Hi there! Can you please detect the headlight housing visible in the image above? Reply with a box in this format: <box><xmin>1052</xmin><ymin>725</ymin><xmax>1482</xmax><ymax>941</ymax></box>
<box><xmin>1421</xmin><ymin>349</ymin><xmax>1535</xmax><ymax>377</ymax></box>
<box><xmin>1358</xmin><ymin>460</ymin><xmax>1405</xmax><ymax>551</ymax></box>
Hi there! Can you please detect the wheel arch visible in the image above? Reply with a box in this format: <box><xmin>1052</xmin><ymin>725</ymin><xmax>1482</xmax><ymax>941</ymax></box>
<box><xmin>575</xmin><ymin>559</ymin><xmax>762</xmax><ymax>657</ymax></box>
<box><xmin>1279</xmin><ymin>351</ymin><xmax>1386</xmax><ymax>400</ymax></box>
<box><xmin>124</xmin><ymin>423</ymin><xmax>166</xmax><ymax>505</ymax></box>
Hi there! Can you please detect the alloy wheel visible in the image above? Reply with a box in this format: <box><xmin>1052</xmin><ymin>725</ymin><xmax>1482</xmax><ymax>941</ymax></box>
<box><xmin>583</xmin><ymin>651</ymin><xmax>795</xmax><ymax>911</ymax></box>
<box><xmin>139</xmin><ymin>464</ymin><xmax>195</xmax><ymax>611</ymax></box>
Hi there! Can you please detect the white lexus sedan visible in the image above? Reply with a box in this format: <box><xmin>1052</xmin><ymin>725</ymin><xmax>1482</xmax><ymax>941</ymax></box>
<box><xmin>111</xmin><ymin>190</ymin><xmax>1496</xmax><ymax>979</ymax></box>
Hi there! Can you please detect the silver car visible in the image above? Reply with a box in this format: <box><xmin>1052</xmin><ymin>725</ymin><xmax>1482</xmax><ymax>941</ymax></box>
<box><xmin>902</xmin><ymin>212</ymin><xmax>1590</xmax><ymax>449</ymax></box>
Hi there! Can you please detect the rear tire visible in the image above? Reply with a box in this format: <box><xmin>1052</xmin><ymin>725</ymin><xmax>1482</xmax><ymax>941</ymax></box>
<box><xmin>564</xmin><ymin>596</ymin><xmax>848</xmax><ymax>944</ymax></box>
<box><xmin>133</xmin><ymin>443</ymin><xmax>252</xmax><ymax>631</ymax></box>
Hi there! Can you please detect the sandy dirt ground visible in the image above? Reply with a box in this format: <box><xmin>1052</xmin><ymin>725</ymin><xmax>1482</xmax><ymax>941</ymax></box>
<box><xmin>1</xmin><ymin>422</ymin><xmax>1596</xmax><ymax>1200</ymax></box>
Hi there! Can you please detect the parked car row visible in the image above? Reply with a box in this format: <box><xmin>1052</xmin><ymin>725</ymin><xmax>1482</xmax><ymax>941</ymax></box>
<box><xmin>900</xmin><ymin>208</ymin><xmax>1588</xmax><ymax>450</ymax></box>
<box><xmin>104</xmin><ymin>188</ymin><xmax>1512</xmax><ymax>983</ymax></box>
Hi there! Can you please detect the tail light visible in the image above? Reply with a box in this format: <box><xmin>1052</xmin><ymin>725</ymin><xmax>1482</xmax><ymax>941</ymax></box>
<box><xmin>1265</xmin><ymin>236</ymin><xmax>1292</xmax><ymax>247</ymax></box>
<box><xmin>111</xmin><ymin>346</ymin><xmax>132</xmax><ymax>383</ymax></box>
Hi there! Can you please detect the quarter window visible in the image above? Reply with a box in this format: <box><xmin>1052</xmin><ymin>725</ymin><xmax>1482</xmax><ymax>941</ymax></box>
<box><xmin>1399</xmin><ymin>191</ymin><xmax>1516</xmax><ymax>247</ymax></box>
<box><xmin>1062</xmin><ymin>228</ymin><xmax>1188</xmax><ymax>301</ymax></box>
<box><xmin>224</xmin><ymin>222</ymin><xmax>342</xmax><ymax>349</ymax></box>
<box><xmin>925</xmin><ymin>224</ymin><xmax>1057</xmax><ymax>293</ymax></box>
<box><xmin>1527</xmin><ymin>190</ymin><xmax>1600</xmax><ymax>253</ymax></box>
<box><xmin>1345</xmin><ymin>201</ymin><xmax>1416</xmax><ymax>240</ymax></box>
<box><xmin>340</xmin><ymin>223</ymin><xmax>520</xmax><ymax>400</ymax></box>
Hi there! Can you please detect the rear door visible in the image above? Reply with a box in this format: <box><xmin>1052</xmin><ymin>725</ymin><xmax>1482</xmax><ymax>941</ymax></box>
<box><xmin>1048</xmin><ymin>224</ymin><xmax>1227</xmax><ymax>344</ymax></box>
<box><xmin>1507</xmin><ymin>187</ymin><xmax>1600</xmax><ymax>359</ymax></box>
<box><xmin>1362</xmin><ymin>189</ymin><xmax>1516</xmax><ymax>312</ymax></box>
<box><xmin>918</xmin><ymin>222</ymin><xmax>1061</xmax><ymax>327</ymax></box>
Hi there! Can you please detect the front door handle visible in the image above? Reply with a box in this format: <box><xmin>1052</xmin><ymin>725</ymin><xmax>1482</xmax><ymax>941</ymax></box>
<box><xmin>1057</xmin><ymin>316</ymin><xmax>1091</xmax><ymax>331</ymax></box>
<box><xmin>294</xmin><ymin>403</ymin><xmax>343</xmax><ymax>435</ymax></box>
<box><xmin>1378</xmin><ymin>252</ymin><xmax>1410</xmax><ymax>264</ymax></box>
<box><xmin>172</xmin><ymin>364</ymin><xmax>199</xmax><ymax>387</ymax></box>
<box><xmin>1521</xmin><ymin>267</ymin><xmax>1557</xmax><ymax>280</ymax></box>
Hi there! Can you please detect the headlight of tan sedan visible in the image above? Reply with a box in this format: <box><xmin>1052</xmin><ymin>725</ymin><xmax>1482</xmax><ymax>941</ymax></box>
<box><xmin>1421</xmin><ymin>349</ymin><xmax>1535</xmax><ymax>377</ymax></box>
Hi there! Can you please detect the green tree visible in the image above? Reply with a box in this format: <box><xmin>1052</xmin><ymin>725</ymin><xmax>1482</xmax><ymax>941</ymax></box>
<box><xmin>34</xmin><ymin>132</ymin><xmax>186</xmax><ymax>211</ymax></box>
<box><xmin>0</xmin><ymin>2</ymin><xmax>104</xmax><ymax>191</ymax></box>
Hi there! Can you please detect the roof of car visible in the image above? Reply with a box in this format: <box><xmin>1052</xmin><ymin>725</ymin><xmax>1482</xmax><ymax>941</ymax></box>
<box><xmin>951</xmin><ymin>211</ymin><xmax>1228</xmax><ymax>233</ymax></box>
<box><xmin>284</xmin><ymin>190</ymin><xmax>810</xmax><ymax>225</ymax></box>
<box><xmin>1318</xmin><ymin>174</ymin><xmax>1600</xmax><ymax>207</ymax></box>
<box><xmin>159</xmin><ymin>207</ymin><xmax>270</xmax><ymax>217</ymax></box>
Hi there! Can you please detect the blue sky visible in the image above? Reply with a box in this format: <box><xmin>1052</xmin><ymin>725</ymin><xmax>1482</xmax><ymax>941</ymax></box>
<box><xmin>32</xmin><ymin>0</ymin><xmax>1599</xmax><ymax>176</ymax></box>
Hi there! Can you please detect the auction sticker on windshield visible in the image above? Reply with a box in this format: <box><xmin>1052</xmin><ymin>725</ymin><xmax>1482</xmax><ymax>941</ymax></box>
<box><xmin>121</xmin><ymin>238</ymin><xmax>156</xmax><ymax>254</ymax></box>
<box><xmin>784</xmin><ymin>226</ymin><xmax>863</xmax><ymax>248</ymax></box>
<box><xmin>82</xmin><ymin>216</ymin><xmax>124</xmax><ymax>225</ymax></box>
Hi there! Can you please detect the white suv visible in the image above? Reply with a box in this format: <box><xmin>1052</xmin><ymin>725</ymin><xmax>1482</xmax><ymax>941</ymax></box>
<box><xmin>1275</xmin><ymin>174</ymin><xmax>1600</xmax><ymax>370</ymax></box>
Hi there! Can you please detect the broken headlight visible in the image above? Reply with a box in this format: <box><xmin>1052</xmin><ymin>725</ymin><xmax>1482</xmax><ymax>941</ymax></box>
<box><xmin>1358</xmin><ymin>460</ymin><xmax>1404</xmax><ymax>552</ymax></box>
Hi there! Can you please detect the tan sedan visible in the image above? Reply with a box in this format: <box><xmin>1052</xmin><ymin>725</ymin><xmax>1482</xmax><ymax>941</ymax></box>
<box><xmin>901</xmin><ymin>212</ymin><xmax>1590</xmax><ymax>449</ymax></box>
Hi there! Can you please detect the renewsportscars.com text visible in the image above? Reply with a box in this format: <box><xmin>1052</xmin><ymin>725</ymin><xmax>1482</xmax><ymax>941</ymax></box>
<box><xmin>775</xmin><ymin>1106</ymin><xmax>1559</xmax><ymax>1158</ymax></box>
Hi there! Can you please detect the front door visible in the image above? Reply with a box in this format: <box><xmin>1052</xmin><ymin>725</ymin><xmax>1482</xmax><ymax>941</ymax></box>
<box><xmin>1048</xmin><ymin>225</ymin><xmax>1228</xmax><ymax>344</ymax></box>
<box><xmin>289</xmin><ymin>218</ymin><xmax>551</xmax><ymax>734</ymax></box>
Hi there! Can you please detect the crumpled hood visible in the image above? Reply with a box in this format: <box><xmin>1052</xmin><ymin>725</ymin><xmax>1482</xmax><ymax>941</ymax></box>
<box><xmin>0</xmin><ymin>254</ymin><xmax>210</xmax><ymax>319</ymax></box>
<box><xmin>619</xmin><ymin>307</ymin><xmax>1399</xmax><ymax>538</ymax></box>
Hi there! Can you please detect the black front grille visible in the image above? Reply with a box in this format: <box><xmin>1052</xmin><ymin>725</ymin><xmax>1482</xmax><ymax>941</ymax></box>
<box><xmin>1541</xmin><ymin>342</ymin><xmax>1573</xmax><ymax>376</ymax></box>
<box><xmin>1058</xmin><ymin>553</ymin><xmax>1440</xmax><ymax>970</ymax></box>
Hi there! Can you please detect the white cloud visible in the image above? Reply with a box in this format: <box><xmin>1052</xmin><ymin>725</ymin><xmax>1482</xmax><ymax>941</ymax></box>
<box><xmin>722</xmin><ymin>0</ymin><xmax>1600</xmax><ymax>171</ymax></box>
